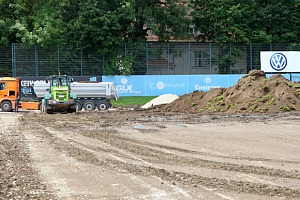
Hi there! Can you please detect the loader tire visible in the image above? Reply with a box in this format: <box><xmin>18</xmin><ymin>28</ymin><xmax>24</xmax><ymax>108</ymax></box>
<box><xmin>41</xmin><ymin>100</ymin><xmax>46</xmax><ymax>113</ymax></box>
<box><xmin>46</xmin><ymin>109</ymin><xmax>53</xmax><ymax>114</ymax></box>
<box><xmin>75</xmin><ymin>101</ymin><xmax>82</xmax><ymax>111</ymax></box>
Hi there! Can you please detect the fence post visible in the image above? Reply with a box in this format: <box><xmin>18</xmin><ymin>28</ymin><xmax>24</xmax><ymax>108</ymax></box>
<box><xmin>188</xmin><ymin>43</ymin><xmax>191</xmax><ymax>74</ymax></box>
<box><xmin>167</xmin><ymin>42</ymin><xmax>170</xmax><ymax>74</ymax></box>
<box><xmin>146</xmin><ymin>42</ymin><xmax>149</xmax><ymax>75</ymax></box>
<box><xmin>250</xmin><ymin>43</ymin><xmax>253</xmax><ymax>71</ymax></box>
<box><xmin>229</xmin><ymin>43</ymin><xmax>232</xmax><ymax>74</ymax></box>
<box><xmin>102</xmin><ymin>54</ymin><xmax>105</xmax><ymax>75</ymax></box>
<box><xmin>209</xmin><ymin>43</ymin><xmax>212</xmax><ymax>74</ymax></box>
<box><xmin>11</xmin><ymin>43</ymin><xmax>16</xmax><ymax>77</ymax></box>
<box><xmin>57</xmin><ymin>45</ymin><xmax>60</xmax><ymax>73</ymax></box>
<box><xmin>80</xmin><ymin>49</ymin><xmax>83</xmax><ymax>76</ymax></box>
<box><xmin>124</xmin><ymin>42</ymin><xmax>127</xmax><ymax>57</ymax></box>
<box><xmin>35</xmin><ymin>45</ymin><xmax>38</xmax><ymax>77</ymax></box>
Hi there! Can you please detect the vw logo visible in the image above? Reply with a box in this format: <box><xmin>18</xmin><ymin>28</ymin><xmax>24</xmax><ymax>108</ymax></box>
<box><xmin>270</xmin><ymin>53</ymin><xmax>287</xmax><ymax>71</ymax></box>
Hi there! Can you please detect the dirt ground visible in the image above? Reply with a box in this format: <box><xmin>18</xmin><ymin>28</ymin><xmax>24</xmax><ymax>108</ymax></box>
<box><xmin>1</xmin><ymin>70</ymin><xmax>300</xmax><ymax>200</ymax></box>
<box><xmin>1</xmin><ymin>109</ymin><xmax>300</xmax><ymax>200</ymax></box>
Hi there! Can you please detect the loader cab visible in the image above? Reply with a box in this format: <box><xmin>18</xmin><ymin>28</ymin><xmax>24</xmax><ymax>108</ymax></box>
<box><xmin>46</xmin><ymin>75</ymin><xmax>73</xmax><ymax>88</ymax></box>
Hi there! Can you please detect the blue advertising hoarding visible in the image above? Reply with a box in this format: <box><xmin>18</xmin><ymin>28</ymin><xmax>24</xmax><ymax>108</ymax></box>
<box><xmin>104</xmin><ymin>76</ymin><xmax>145</xmax><ymax>96</ymax></box>
<box><xmin>103</xmin><ymin>74</ymin><xmax>246</xmax><ymax>96</ymax></box>
<box><xmin>145</xmin><ymin>75</ymin><xmax>188</xmax><ymax>96</ymax></box>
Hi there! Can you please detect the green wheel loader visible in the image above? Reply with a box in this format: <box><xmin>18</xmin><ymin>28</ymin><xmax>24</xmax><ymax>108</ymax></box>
<box><xmin>41</xmin><ymin>74</ymin><xmax>77</xmax><ymax>114</ymax></box>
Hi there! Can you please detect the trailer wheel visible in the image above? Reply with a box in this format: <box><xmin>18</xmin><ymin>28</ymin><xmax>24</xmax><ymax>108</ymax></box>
<box><xmin>83</xmin><ymin>101</ymin><xmax>95</xmax><ymax>111</ymax></box>
<box><xmin>1</xmin><ymin>101</ymin><xmax>12</xmax><ymax>112</ymax></box>
<box><xmin>98</xmin><ymin>102</ymin><xmax>109</xmax><ymax>110</ymax></box>
<box><xmin>75</xmin><ymin>101</ymin><xmax>82</xmax><ymax>111</ymax></box>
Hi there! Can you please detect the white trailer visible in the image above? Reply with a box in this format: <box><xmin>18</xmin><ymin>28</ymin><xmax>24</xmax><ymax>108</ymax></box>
<box><xmin>33</xmin><ymin>81</ymin><xmax>118</xmax><ymax>111</ymax></box>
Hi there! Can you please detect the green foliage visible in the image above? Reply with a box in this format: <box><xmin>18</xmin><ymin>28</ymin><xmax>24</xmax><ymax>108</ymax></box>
<box><xmin>1</xmin><ymin>0</ymin><xmax>300</xmax><ymax>53</ymax></box>
<box><xmin>264</xmin><ymin>94</ymin><xmax>272</xmax><ymax>100</ymax></box>
<box><xmin>263</xmin><ymin>85</ymin><xmax>269</xmax><ymax>91</ymax></box>
<box><xmin>250</xmin><ymin>105</ymin><xmax>256</xmax><ymax>111</ymax></box>
<box><xmin>293</xmin><ymin>83</ymin><xmax>300</xmax><ymax>88</ymax></box>
<box><xmin>191</xmin><ymin>0</ymin><xmax>300</xmax><ymax>43</ymax></box>
<box><xmin>267</xmin><ymin>97</ymin><xmax>276</xmax><ymax>106</ymax></box>
<box><xmin>191</xmin><ymin>102</ymin><xmax>197</xmax><ymax>107</ymax></box>
<box><xmin>282</xmin><ymin>106</ymin><xmax>291</xmax><ymax>112</ymax></box>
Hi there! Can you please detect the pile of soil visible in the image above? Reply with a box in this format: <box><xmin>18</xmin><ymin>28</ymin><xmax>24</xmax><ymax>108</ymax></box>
<box><xmin>158</xmin><ymin>69</ymin><xmax>300</xmax><ymax>114</ymax></box>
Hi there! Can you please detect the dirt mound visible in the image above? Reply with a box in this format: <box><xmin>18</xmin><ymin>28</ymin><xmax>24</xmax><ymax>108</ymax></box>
<box><xmin>158</xmin><ymin>69</ymin><xmax>300</xmax><ymax>114</ymax></box>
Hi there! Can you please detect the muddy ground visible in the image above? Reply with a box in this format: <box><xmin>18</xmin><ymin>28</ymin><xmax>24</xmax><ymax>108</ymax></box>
<box><xmin>1</xmin><ymin>108</ymin><xmax>300</xmax><ymax>200</ymax></box>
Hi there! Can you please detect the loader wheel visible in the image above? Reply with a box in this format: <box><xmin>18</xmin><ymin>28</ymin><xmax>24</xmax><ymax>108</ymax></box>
<box><xmin>38</xmin><ymin>102</ymin><xmax>42</xmax><ymax>111</ymax></box>
<box><xmin>41</xmin><ymin>100</ymin><xmax>46</xmax><ymax>113</ymax></box>
<box><xmin>75</xmin><ymin>101</ymin><xmax>82</xmax><ymax>111</ymax></box>
<box><xmin>83</xmin><ymin>101</ymin><xmax>95</xmax><ymax>111</ymax></box>
<box><xmin>46</xmin><ymin>109</ymin><xmax>53</xmax><ymax>114</ymax></box>
<box><xmin>1</xmin><ymin>101</ymin><xmax>12</xmax><ymax>112</ymax></box>
<box><xmin>97</xmin><ymin>102</ymin><xmax>109</xmax><ymax>110</ymax></box>
<box><xmin>67</xmin><ymin>108</ymin><xmax>77</xmax><ymax>113</ymax></box>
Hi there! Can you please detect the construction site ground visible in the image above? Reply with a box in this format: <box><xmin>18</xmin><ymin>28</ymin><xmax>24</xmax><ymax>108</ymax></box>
<box><xmin>1</xmin><ymin>108</ymin><xmax>300</xmax><ymax>200</ymax></box>
<box><xmin>2</xmin><ymin>70</ymin><xmax>300</xmax><ymax>200</ymax></box>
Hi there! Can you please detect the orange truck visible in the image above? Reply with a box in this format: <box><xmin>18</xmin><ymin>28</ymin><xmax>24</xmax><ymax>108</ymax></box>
<box><xmin>0</xmin><ymin>77</ymin><xmax>39</xmax><ymax>112</ymax></box>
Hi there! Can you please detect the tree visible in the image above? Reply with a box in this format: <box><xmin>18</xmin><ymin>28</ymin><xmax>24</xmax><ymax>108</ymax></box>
<box><xmin>251</xmin><ymin>0</ymin><xmax>300</xmax><ymax>43</ymax></box>
<box><xmin>191</xmin><ymin>0</ymin><xmax>254</xmax><ymax>43</ymax></box>
<box><xmin>131</xmin><ymin>0</ymin><xmax>191</xmax><ymax>42</ymax></box>
<box><xmin>0</xmin><ymin>0</ymin><xmax>18</xmax><ymax>45</ymax></box>
<box><xmin>191</xmin><ymin>0</ymin><xmax>300</xmax><ymax>43</ymax></box>
<box><xmin>6</xmin><ymin>0</ymin><xmax>66</xmax><ymax>46</ymax></box>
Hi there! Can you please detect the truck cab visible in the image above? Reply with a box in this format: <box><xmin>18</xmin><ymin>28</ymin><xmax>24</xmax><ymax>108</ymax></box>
<box><xmin>0</xmin><ymin>77</ymin><xmax>21</xmax><ymax>112</ymax></box>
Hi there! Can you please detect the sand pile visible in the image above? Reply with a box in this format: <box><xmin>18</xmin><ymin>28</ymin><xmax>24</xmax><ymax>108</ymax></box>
<box><xmin>141</xmin><ymin>94</ymin><xmax>179</xmax><ymax>109</ymax></box>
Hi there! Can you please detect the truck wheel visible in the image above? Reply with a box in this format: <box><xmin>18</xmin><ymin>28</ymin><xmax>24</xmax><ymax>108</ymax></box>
<box><xmin>98</xmin><ymin>102</ymin><xmax>109</xmax><ymax>110</ymax></box>
<box><xmin>1</xmin><ymin>101</ymin><xmax>12</xmax><ymax>112</ymax></box>
<box><xmin>76</xmin><ymin>101</ymin><xmax>82</xmax><ymax>111</ymax></box>
<box><xmin>83</xmin><ymin>101</ymin><xmax>95</xmax><ymax>111</ymax></box>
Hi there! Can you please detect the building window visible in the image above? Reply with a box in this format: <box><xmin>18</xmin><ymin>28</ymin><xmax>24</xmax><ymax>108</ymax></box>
<box><xmin>189</xmin><ymin>28</ymin><xmax>195</xmax><ymax>34</ymax></box>
<box><xmin>194</xmin><ymin>51</ymin><xmax>202</xmax><ymax>67</ymax></box>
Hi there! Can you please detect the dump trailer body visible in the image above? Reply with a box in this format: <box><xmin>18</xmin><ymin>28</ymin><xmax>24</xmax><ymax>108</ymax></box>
<box><xmin>33</xmin><ymin>81</ymin><xmax>118</xmax><ymax>111</ymax></box>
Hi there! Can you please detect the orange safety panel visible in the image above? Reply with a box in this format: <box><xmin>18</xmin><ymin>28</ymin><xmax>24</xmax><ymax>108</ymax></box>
<box><xmin>19</xmin><ymin>102</ymin><xmax>39</xmax><ymax>110</ymax></box>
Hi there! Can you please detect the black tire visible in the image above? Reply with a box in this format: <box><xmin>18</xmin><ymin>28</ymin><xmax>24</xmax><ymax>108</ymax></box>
<box><xmin>46</xmin><ymin>109</ymin><xmax>53</xmax><ymax>114</ymax></box>
<box><xmin>1</xmin><ymin>101</ymin><xmax>12</xmax><ymax>112</ymax></box>
<box><xmin>38</xmin><ymin>102</ymin><xmax>42</xmax><ymax>111</ymax></box>
<box><xmin>67</xmin><ymin>108</ymin><xmax>77</xmax><ymax>113</ymax></box>
<box><xmin>97</xmin><ymin>102</ymin><xmax>109</xmax><ymax>110</ymax></box>
<box><xmin>76</xmin><ymin>101</ymin><xmax>82</xmax><ymax>111</ymax></box>
<box><xmin>83</xmin><ymin>101</ymin><xmax>95</xmax><ymax>111</ymax></box>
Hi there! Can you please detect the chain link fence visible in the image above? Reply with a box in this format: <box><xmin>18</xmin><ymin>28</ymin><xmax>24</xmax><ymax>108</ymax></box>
<box><xmin>1</xmin><ymin>42</ymin><xmax>300</xmax><ymax>77</ymax></box>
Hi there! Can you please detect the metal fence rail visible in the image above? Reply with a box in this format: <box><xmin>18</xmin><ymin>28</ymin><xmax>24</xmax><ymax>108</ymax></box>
<box><xmin>0</xmin><ymin>42</ymin><xmax>299</xmax><ymax>77</ymax></box>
